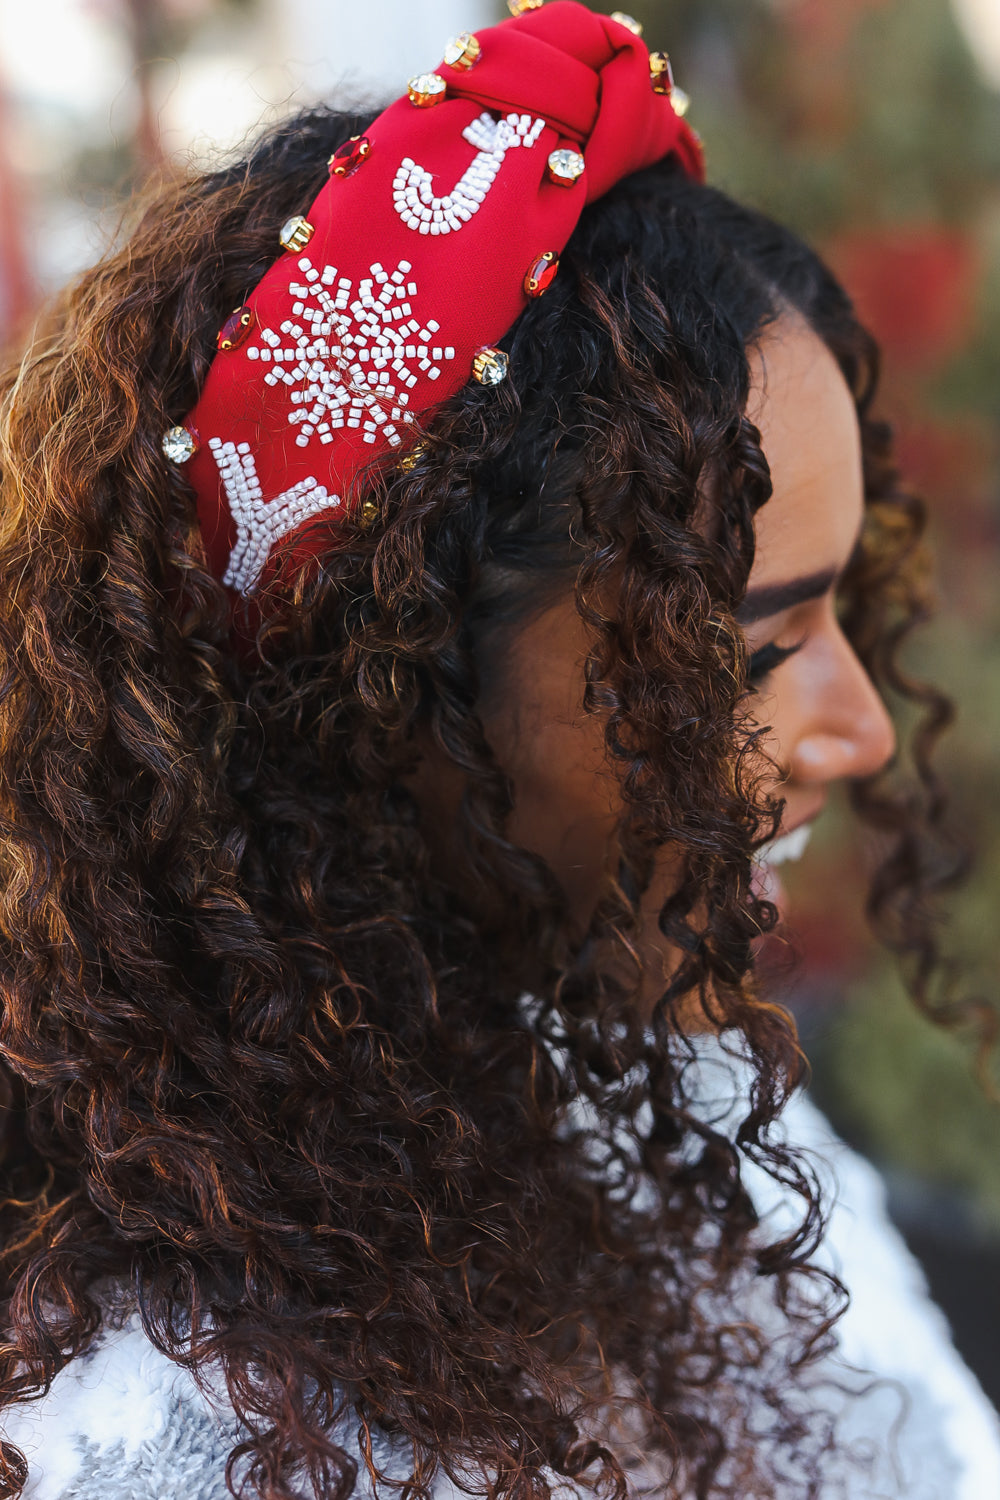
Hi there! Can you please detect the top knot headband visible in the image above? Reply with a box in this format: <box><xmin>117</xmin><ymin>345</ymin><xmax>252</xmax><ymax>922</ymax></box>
<box><xmin>163</xmin><ymin>0</ymin><xmax>704</xmax><ymax>598</ymax></box>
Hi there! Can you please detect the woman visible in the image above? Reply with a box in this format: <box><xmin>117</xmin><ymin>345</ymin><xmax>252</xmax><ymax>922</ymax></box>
<box><xmin>0</xmin><ymin>4</ymin><xmax>995</xmax><ymax>1497</ymax></box>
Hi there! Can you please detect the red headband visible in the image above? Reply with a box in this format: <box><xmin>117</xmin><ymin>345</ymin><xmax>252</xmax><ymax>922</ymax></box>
<box><xmin>163</xmin><ymin>0</ymin><xmax>703</xmax><ymax>597</ymax></box>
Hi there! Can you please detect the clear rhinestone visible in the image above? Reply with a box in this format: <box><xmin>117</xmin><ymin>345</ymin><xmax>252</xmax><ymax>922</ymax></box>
<box><xmin>472</xmin><ymin>347</ymin><xmax>509</xmax><ymax>386</ymax></box>
<box><xmin>671</xmin><ymin>85</ymin><xmax>691</xmax><ymax>117</ymax></box>
<box><xmin>443</xmin><ymin>32</ymin><xmax>481</xmax><ymax>69</ymax></box>
<box><xmin>162</xmin><ymin>425</ymin><xmax>197</xmax><ymax>464</ymax></box>
<box><xmin>610</xmin><ymin>11</ymin><xmax>642</xmax><ymax>35</ymax></box>
<box><xmin>508</xmin><ymin>0</ymin><xmax>544</xmax><ymax>13</ymax></box>
<box><xmin>279</xmin><ymin>215</ymin><xmax>314</xmax><ymax>252</ymax></box>
<box><xmin>546</xmin><ymin>148</ymin><xmax>585</xmax><ymax>187</ymax></box>
<box><xmin>407</xmin><ymin>72</ymin><xmax>447</xmax><ymax>107</ymax></box>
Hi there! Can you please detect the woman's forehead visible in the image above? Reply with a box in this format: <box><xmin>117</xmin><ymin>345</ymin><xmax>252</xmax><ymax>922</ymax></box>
<box><xmin>746</xmin><ymin>316</ymin><xmax>864</xmax><ymax>600</ymax></box>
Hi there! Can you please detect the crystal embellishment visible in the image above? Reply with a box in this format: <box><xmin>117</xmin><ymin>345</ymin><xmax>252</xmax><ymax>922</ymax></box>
<box><xmin>610</xmin><ymin>11</ymin><xmax>642</xmax><ymax>35</ymax></box>
<box><xmin>398</xmin><ymin>441</ymin><xmax>429</xmax><ymax>472</ymax></box>
<box><xmin>280</xmin><ymin>216</ymin><xmax>314</xmax><ymax>252</ymax></box>
<box><xmin>546</xmin><ymin>148</ymin><xmax>585</xmax><ymax>187</ymax></box>
<box><xmin>443</xmin><ymin>32</ymin><xmax>481</xmax><ymax>69</ymax></box>
<box><xmin>472</xmin><ymin>347</ymin><xmax>508</xmax><ymax>386</ymax></box>
<box><xmin>217</xmin><ymin>306</ymin><xmax>254</xmax><ymax>352</ymax></box>
<box><xmin>162</xmin><ymin>425</ymin><xmax>198</xmax><ymax>464</ymax></box>
<box><xmin>329</xmin><ymin>135</ymin><xmax>372</xmax><ymax>178</ymax></box>
<box><xmin>649</xmin><ymin>51</ymin><xmax>674</xmax><ymax>95</ymax></box>
<box><xmin>524</xmin><ymin>251</ymin><xmax>559</xmax><ymax>298</ymax></box>
<box><xmin>408</xmin><ymin>73</ymin><xmax>447</xmax><ymax>108</ymax></box>
<box><xmin>508</xmin><ymin>0</ymin><xmax>544</xmax><ymax>13</ymax></box>
<box><xmin>671</xmin><ymin>86</ymin><xmax>691</xmax><ymax>117</ymax></box>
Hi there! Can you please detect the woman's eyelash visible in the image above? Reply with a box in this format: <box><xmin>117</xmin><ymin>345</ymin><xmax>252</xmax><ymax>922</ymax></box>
<box><xmin>745</xmin><ymin>637</ymin><xmax>807</xmax><ymax>687</ymax></box>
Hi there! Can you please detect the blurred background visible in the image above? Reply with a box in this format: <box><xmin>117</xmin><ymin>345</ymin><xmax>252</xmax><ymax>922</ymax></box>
<box><xmin>2</xmin><ymin>0</ymin><xmax>999</xmax><ymax>1401</ymax></box>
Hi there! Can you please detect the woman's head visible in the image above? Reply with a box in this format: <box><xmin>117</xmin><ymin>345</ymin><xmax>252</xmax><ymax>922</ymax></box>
<box><xmin>456</xmin><ymin>309</ymin><xmax>898</xmax><ymax>1018</ymax></box>
<box><xmin>0</xmin><ymin>96</ymin><xmax>950</xmax><ymax>1500</ymax></box>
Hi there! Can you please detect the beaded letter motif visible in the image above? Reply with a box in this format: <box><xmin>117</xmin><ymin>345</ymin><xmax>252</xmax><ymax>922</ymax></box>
<box><xmin>393</xmin><ymin>111</ymin><xmax>546</xmax><ymax>235</ymax></box>
<box><xmin>245</xmin><ymin>258</ymin><xmax>456</xmax><ymax>452</ymax></box>
<box><xmin>208</xmin><ymin>439</ymin><xmax>341</xmax><ymax>595</ymax></box>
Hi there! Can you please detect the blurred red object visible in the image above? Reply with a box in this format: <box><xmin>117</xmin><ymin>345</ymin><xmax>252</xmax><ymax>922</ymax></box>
<box><xmin>781</xmin><ymin>0</ymin><xmax>892</xmax><ymax>53</ymax></box>
<box><xmin>825</xmin><ymin>228</ymin><xmax>979</xmax><ymax>372</ymax></box>
<box><xmin>0</xmin><ymin>69</ymin><xmax>37</xmax><ymax>338</ymax></box>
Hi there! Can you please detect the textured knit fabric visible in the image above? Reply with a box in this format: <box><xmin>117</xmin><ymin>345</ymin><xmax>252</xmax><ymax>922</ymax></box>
<box><xmin>3</xmin><ymin>1085</ymin><xmax>999</xmax><ymax>1499</ymax></box>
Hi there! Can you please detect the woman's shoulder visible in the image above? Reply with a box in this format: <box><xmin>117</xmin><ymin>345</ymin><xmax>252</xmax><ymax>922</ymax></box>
<box><xmin>0</xmin><ymin>1312</ymin><xmax>438</xmax><ymax>1500</ymax></box>
<box><xmin>0</xmin><ymin>1312</ymin><xmax>238</xmax><ymax>1500</ymax></box>
<box><xmin>4</xmin><ymin>1089</ymin><xmax>999</xmax><ymax>1500</ymax></box>
<box><xmin>750</xmin><ymin>1086</ymin><xmax>1000</xmax><ymax>1500</ymax></box>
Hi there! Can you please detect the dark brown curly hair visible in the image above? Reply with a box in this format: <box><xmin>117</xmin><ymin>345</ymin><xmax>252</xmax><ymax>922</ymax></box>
<box><xmin>0</xmin><ymin>103</ymin><xmax>963</xmax><ymax>1500</ymax></box>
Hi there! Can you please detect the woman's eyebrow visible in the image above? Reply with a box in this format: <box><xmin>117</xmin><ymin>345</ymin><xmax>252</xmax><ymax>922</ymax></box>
<box><xmin>735</xmin><ymin>567</ymin><xmax>838</xmax><ymax>624</ymax></box>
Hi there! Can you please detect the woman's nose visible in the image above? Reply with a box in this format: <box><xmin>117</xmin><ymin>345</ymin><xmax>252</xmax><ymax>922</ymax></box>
<box><xmin>788</xmin><ymin>638</ymin><xmax>897</xmax><ymax>786</ymax></box>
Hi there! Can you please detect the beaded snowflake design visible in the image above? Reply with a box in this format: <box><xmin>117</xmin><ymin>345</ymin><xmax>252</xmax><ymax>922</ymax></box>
<box><xmin>208</xmin><ymin>439</ymin><xmax>341</xmax><ymax>596</ymax></box>
<box><xmin>245</xmin><ymin>257</ymin><xmax>455</xmax><ymax>453</ymax></box>
<box><xmin>393</xmin><ymin>111</ymin><xmax>546</xmax><ymax>235</ymax></box>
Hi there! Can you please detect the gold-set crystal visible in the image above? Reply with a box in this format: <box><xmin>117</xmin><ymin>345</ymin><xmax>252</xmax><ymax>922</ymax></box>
<box><xmin>218</xmin><ymin>308</ymin><xmax>253</xmax><ymax>351</ymax></box>
<box><xmin>443</xmin><ymin>32</ymin><xmax>481</xmax><ymax>69</ymax></box>
<box><xmin>523</xmin><ymin>250</ymin><xmax>559</xmax><ymax>297</ymax></box>
<box><xmin>609</xmin><ymin>11</ymin><xmax>642</xmax><ymax>35</ymax></box>
<box><xmin>649</xmin><ymin>51</ymin><xmax>674</xmax><ymax>95</ymax></box>
<box><xmin>546</xmin><ymin>148</ymin><xmax>585</xmax><ymax>187</ymax></box>
<box><xmin>408</xmin><ymin>72</ymin><xmax>447</xmax><ymax>107</ymax></box>
<box><xmin>328</xmin><ymin>134</ymin><xmax>372</xmax><ymax>176</ymax></box>
<box><xmin>279</xmin><ymin>215</ymin><xmax>314</xmax><ymax>252</ymax></box>
<box><xmin>398</xmin><ymin>442</ymin><xmax>430</xmax><ymax>472</ymax></box>
<box><xmin>472</xmin><ymin>347</ymin><xmax>509</xmax><ymax>386</ymax></box>
<box><xmin>507</xmin><ymin>0</ymin><xmax>544</xmax><ymax>13</ymax></box>
<box><xmin>162</xmin><ymin>425</ymin><xmax>198</xmax><ymax>465</ymax></box>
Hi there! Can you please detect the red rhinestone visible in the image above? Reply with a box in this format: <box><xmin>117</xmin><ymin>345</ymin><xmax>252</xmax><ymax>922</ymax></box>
<box><xmin>217</xmin><ymin>305</ymin><xmax>254</xmax><ymax>352</ymax></box>
<box><xmin>329</xmin><ymin>134</ymin><xmax>372</xmax><ymax>178</ymax></box>
<box><xmin>524</xmin><ymin>251</ymin><xmax>559</xmax><ymax>298</ymax></box>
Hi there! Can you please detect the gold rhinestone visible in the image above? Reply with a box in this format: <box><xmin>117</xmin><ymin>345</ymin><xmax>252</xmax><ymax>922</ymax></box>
<box><xmin>443</xmin><ymin>32</ymin><xmax>481</xmax><ymax>70</ymax></box>
<box><xmin>649</xmin><ymin>51</ymin><xmax>674</xmax><ymax>95</ymax></box>
<box><xmin>279</xmin><ymin>215</ymin><xmax>314</xmax><ymax>252</ymax></box>
<box><xmin>398</xmin><ymin>442</ymin><xmax>429</xmax><ymax>473</ymax></box>
<box><xmin>507</xmin><ymin>0</ymin><xmax>544</xmax><ymax>13</ymax></box>
<box><xmin>610</xmin><ymin>11</ymin><xmax>642</xmax><ymax>35</ymax></box>
<box><xmin>357</xmin><ymin>499</ymin><xmax>379</xmax><ymax>528</ymax></box>
<box><xmin>408</xmin><ymin>72</ymin><xmax>447</xmax><ymax>108</ymax></box>
<box><xmin>671</xmin><ymin>85</ymin><xmax>691</xmax><ymax>117</ymax></box>
<box><xmin>546</xmin><ymin>148</ymin><xmax>585</xmax><ymax>187</ymax></box>
<box><xmin>472</xmin><ymin>347</ymin><xmax>509</xmax><ymax>386</ymax></box>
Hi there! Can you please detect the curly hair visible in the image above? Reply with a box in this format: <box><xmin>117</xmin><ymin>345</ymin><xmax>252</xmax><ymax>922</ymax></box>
<box><xmin>0</xmin><ymin>104</ymin><xmax>961</xmax><ymax>1500</ymax></box>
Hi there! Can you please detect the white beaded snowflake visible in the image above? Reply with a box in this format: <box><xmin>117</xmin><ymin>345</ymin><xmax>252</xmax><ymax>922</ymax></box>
<box><xmin>208</xmin><ymin>438</ymin><xmax>341</xmax><ymax>595</ymax></box>
<box><xmin>392</xmin><ymin>111</ymin><xmax>546</xmax><ymax>236</ymax></box>
<box><xmin>244</xmin><ymin>257</ymin><xmax>455</xmax><ymax>453</ymax></box>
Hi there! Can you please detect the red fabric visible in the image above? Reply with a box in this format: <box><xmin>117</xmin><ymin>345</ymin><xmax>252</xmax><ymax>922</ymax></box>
<box><xmin>181</xmin><ymin>1</ymin><xmax>703</xmax><ymax>595</ymax></box>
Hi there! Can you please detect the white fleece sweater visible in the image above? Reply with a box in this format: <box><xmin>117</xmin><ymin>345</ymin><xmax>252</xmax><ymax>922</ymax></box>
<box><xmin>2</xmin><ymin>1086</ymin><xmax>998</xmax><ymax>1500</ymax></box>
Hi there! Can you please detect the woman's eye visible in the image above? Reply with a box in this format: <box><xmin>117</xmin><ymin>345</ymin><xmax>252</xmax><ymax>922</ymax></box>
<box><xmin>745</xmin><ymin>637</ymin><xmax>806</xmax><ymax>689</ymax></box>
